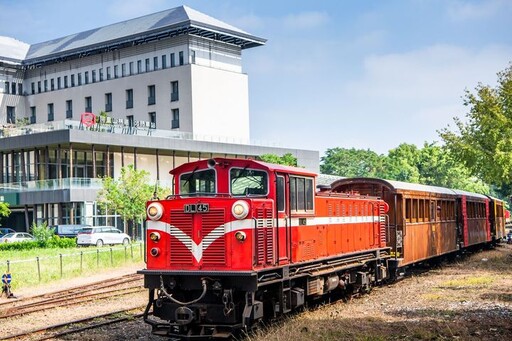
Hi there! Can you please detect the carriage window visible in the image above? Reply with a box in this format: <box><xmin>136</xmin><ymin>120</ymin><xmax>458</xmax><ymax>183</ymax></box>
<box><xmin>290</xmin><ymin>176</ymin><xmax>314</xmax><ymax>212</ymax></box>
<box><xmin>179</xmin><ymin>169</ymin><xmax>216</xmax><ymax>195</ymax></box>
<box><xmin>230</xmin><ymin>168</ymin><xmax>268</xmax><ymax>196</ymax></box>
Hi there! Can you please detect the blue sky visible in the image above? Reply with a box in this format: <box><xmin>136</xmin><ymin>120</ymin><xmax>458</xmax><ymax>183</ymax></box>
<box><xmin>1</xmin><ymin>0</ymin><xmax>511</xmax><ymax>156</ymax></box>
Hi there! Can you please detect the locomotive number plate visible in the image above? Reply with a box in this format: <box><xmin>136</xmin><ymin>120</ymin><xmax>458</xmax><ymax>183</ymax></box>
<box><xmin>184</xmin><ymin>203</ymin><xmax>209</xmax><ymax>213</ymax></box>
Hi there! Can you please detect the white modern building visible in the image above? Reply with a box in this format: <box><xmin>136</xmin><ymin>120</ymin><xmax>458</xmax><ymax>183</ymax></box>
<box><xmin>0</xmin><ymin>6</ymin><xmax>319</xmax><ymax>236</ymax></box>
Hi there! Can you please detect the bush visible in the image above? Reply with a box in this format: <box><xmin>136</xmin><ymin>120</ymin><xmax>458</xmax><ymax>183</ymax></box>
<box><xmin>30</xmin><ymin>222</ymin><xmax>55</xmax><ymax>242</ymax></box>
<box><xmin>45</xmin><ymin>235</ymin><xmax>77</xmax><ymax>248</ymax></box>
<box><xmin>0</xmin><ymin>240</ymin><xmax>39</xmax><ymax>251</ymax></box>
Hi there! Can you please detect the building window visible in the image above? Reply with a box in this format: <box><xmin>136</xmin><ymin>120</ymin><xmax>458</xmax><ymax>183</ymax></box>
<box><xmin>18</xmin><ymin>83</ymin><xmax>22</xmax><ymax>95</ymax></box>
<box><xmin>172</xmin><ymin>108</ymin><xmax>179</xmax><ymax>129</ymax></box>
<box><xmin>66</xmin><ymin>100</ymin><xmax>73</xmax><ymax>118</ymax></box>
<box><xmin>57</xmin><ymin>77</ymin><xmax>61</xmax><ymax>89</ymax></box>
<box><xmin>153</xmin><ymin>56</ymin><xmax>158</xmax><ymax>70</ymax></box>
<box><xmin>114</xmin><ymin>65</ymin><xmax>118</xmax><ymax>78</ymax></box>
<box><xmin>149</xmin><ymin>112</ymin><xmax>156</xmax><ymax>128</ymax></box>
<box><xmin>121</xmin><ymin>63</ymin><xmax>126</xmax><ymax>77</ymax></box>
<box><xmin>129</xmin><ymin>62</ymin><xmax>134</xmax><ymax>75</ymax></box>
<box><xmin>179</xmin><ymin>51</ymin><xmax>184</xmax><ymax>65</ymax></box>
<box><xmin>105</xmin><ymin>93</ymin><xmax>112</xmax><ymax>112</ymax></box>
<box><xmin>92</xmin><ymin>70</ymin><xmax>96</xmax><ymax>83</ymax></box>
<box><xmin>171</xmin><ymin>81</ymin><xmax>179</xmax><ymax>102</ymax></box>
<box><xmin>44</xmin><ymin>79</ymin><xmax>48</xmax><ymax>92</ymax></box>
<box><xmin>106</xmin><ymin>67</ymin><xmax>111</xmax><ymax>80</ymax></box>
<box><xmin>126</xmin><ymin>89</ymin><xmax>133</xmax><ymax>109</ymax></box>
<box><xmin>4</xmin><ymin>81</ymin><xmax>8</xmax><ymax>94</ymax></box>
<box><xmin>162</xmin><ymin>55</ymin><xmax>167</xmax><ymax>69</ymax></box>
<box><xmin>127</xmin><ymin>115</ymin><xmax>135</xmax><ymax>134</ymax></box>
<box><xmin>99</xmin><ymin>68</ymin><xmax>103</xmax><ymax>81</ymax></box>
<box><xmin>85</xmin><ymin>71</ymin><xmax>89</xmax><ymax>84</ymax></box>
<box><xmin>11</xmin><ymin>82</ymin><xmax>16</xmax><ymax>94</ymax></box>
<box><xmin>148</xmin><ymin>85</ymin><xmax>156</xmax><ymax>105</ymax></box>
<box><xmin>170</xmin><ymin>53</ymin><xmax>175</xmax><ymax>67</ymax></box>
<box><xmin>137</xmin><ymin>60</ymin><xmax>142</xmax><ymax>73</ymax></box>
<box><xmin>71</xmin><ymin>74</ymin><xmax>75</xmax><ymax>87</ymax></box>
<box><xmin>30</xmin><ymin>106</ymin><xmax>36</xmax><ymax>124</ymax></box>
<box><xmin>50</xmin><ymin>79</ymin><xmax>55</xmax><ymax>91</ymax></box>
<box><xmin>38</xmin><ymin>81</ymin><xmax>42</xmax><ymax>93</ymax></box>
<box><xmin>64</xmin><ymin>76</ymin><xmax>68</xmax><ymax>88</ymax></box>
<box><xmin>85</xmin><ymin>96</ymin><xmax>92</xmax><ymax>112</ymax></box>
<box><xmin>6</xmin><ymin>106</ymin><xmax>15</xmax><ymax>124</ymax></box>
<box><xmin>31</xmin><ymin>82</ymin><xmax>35</xmax><ymax>94</ymax></box>
<box><xmin>145</xmin><ymin>58</ymin><xmax>150</xmax><ymax>72</ymax></box>
<box><xmin>48</xmin><ymin>103</ymin><xmax>54</xmax><ymax>121</ymax></box>
<box><xmin>190</xmin><ymin>50</ymin><xmax>196</xmax><ymax>64</ymax></box>
<box><xmin>78</xmin><ymin>73</ymin><xmax>82</xmax><ymax>86</ymax></box>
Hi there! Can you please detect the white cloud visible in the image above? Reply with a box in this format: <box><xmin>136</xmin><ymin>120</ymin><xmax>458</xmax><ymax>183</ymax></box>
<box><xmin>282</xmin><ymin>11</ymin><xmax>329</xmax><ymax>30</ymax></box>
<box><xmin>447</xmin><ymin>0</ymin><xmax>512</xmax><ymax>21</ymax></box>
<box><xmin>337</xmin><ymin>44</ymin><xmax>512</xmax><ymax>153</ymax></box>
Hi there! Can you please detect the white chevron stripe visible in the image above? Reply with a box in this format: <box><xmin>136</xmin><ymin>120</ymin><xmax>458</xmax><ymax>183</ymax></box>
<box><xmin>146</xmin><ymin>215</ymin><xmax>381</xmax><ymax>262</ymax></box>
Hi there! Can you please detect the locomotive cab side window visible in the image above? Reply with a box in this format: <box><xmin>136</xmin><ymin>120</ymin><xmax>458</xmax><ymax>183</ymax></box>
<box><xmin>276</xmin><ymin>175</ymin><xmax>285</xmax><ymax>212</ymax></box>
<box><xmin>230</xmin><ymin>168</ymin><xmax>268</xmax><ymax>196</ymax></box>
<box><xmin>290</xmin><ymin>176</ymin><xmax>314</xmax><ymax>213</ymax></box>
<box><xmin>179</xmin><ymin>169</ymin><xmax>216</xmax><ymax>195</ymax></box>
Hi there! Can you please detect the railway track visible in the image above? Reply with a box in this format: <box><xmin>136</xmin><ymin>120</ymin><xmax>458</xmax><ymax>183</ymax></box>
<box><xmin>0</xmin><ymin>307</ymin><xmax>146</xmax><ymax>340</ymax></box>
<box><xmin>0</xmin><ymin>273</ymin><xmax>147</xmax><ymax>340</ymax></box>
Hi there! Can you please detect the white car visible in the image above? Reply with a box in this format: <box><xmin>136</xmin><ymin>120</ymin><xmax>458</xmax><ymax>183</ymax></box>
<box><xmin>0</xmin><ymin>232</ymin><xmax>35</xmax><ymax>243</ymax></box>
<box><xmin>76</xmin><ymin>226</ymin><xmax>131</xmax><ymax>247</ymax></box>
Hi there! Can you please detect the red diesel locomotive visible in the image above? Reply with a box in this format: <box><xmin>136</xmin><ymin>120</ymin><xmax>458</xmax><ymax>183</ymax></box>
<box><xmin>138</xmin><ymin>158</ymin><xmax>391</xmax><ymax>338</ymax></box>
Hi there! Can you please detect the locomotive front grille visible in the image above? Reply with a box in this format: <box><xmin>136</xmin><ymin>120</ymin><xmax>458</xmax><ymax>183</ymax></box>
<box><xmin>201</xmin><ymin>209</ymin><xmax>226</xmax><ymax>265</ymax></box>
<box><xmin>169</xmin><ymin>208</ymin><xmax>225</xmax><ymax>266</ymax></box>
<box><xmin>170</xmin><ymin>210</ymin><xmax>193</xmax><ymax>264</ymax></box>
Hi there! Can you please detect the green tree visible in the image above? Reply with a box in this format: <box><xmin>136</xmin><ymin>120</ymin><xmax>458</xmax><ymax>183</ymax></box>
<box><xmin>382</xmin><ymin>143</ymin><xmax>421</xmax><ymax>182</ymax></box>
<box><xmin>320</xmin><ymin>147</ymin><xmax>386</xmax><ymax>177</ymax></box>
<box><xmin>439</xmin><ymin>63</ymin><xmax>512</xmax><ymax>191</ymax></box>
<box><xmin>260</xmin><ymin>153</ymin><xmax>298</xmax><ymax>166</ymax></box>
<box><xmin>97</xmin><ymin>165</ymin><xmax>155</xmax><ymax>235</ymax></box>
<box><xmin>0</xmin><ymin>202</ymin><xmax>10</xmax><ymax>221</ymax></box>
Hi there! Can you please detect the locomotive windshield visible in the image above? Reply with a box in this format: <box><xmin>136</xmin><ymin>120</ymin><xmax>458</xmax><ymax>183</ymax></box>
<box><xmin>179</xmin><ymin>168</ymin><xmax>216</xmax><ymax>195</ymax></box>
<box><xmin>230</xmin><ymin>168</ymin><xmax>268</xmax><ymax>196</ymax></box>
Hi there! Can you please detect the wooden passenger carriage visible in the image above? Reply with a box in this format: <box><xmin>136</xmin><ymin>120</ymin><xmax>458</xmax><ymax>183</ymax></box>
<box><xmin>330</xmin><ymin>178</ymin><xmax>494</xmax><ymax>269</ymax></box>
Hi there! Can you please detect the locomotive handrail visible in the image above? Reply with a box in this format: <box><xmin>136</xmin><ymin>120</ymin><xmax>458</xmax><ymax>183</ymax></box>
<box><xmin>159</xmin><ymin>276</ymin><xmax>208</xmax><ymax>305</ymax></box>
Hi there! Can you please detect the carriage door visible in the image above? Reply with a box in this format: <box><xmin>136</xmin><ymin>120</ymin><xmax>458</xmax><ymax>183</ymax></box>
<box><xmin>276</xmin><ymin>174</ymin><xmax>290</xmax><ymax>263</ymax></box>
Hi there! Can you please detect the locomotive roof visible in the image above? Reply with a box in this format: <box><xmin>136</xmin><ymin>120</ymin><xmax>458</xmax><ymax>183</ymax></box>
<box><xmin>331</xmin><ymin>177</ymin><xmax>488</xmax><ymax>199</ymax></box>
<box><xmin>170</xmin><ymin>158</ymin><xmax>317</xmax><ymax>177</ymax></box>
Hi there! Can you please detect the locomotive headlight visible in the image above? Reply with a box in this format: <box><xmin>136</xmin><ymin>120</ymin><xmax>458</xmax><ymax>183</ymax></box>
<box><xmin>150</xmin><ymin>247</ymin><xmax>160</xmax><ymax>257</ymax></box>
<box><xmin>232</xmin><ymin>200</ymin><xmax>249</xmax><ymax>219</ymax></box>
<box><xmin>147</xmin><ymin>202</ymin><xmax>163</xmax><ymax>220</ymax></box>
<box><xmin>235</xmin><ymin>231</ymin><xmax>246</xmax><ymax>242</ymax></box>
<box><xmin>149</xmin><ymin>232</ymin><xmax>161</xmax><ymax>242</ymax></box>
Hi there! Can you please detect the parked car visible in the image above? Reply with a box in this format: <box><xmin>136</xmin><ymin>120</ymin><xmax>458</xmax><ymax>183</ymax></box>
<box><xmin>52</xmin><ymin>224</ymin><xmax>91</xmax><ymax>238</ymax></box>
<box><xmin>0</xmin><ymin>232</ymin><xmax>35</xmax><ymax>243</ymax></box>
<box><xmin>0</xmin><ymin>228</ymin><xmax>16</xmax><ymax>237</ymax></box>
<box><xmin>76</xmin><ymin>226</ymin><xmax>131</xmax><ymax>247</ymax></box>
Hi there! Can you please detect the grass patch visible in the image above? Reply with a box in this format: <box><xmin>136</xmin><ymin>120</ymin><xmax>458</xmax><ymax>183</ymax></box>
<box><xmin>440</xmin><ymin>275</ymin><xmax>494</xmax><ymax>288</ymax></box>
<box><xmin>0</xmin><ymin>243</ymin><xmax>144</xmax><ymax>290</ymax></box>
